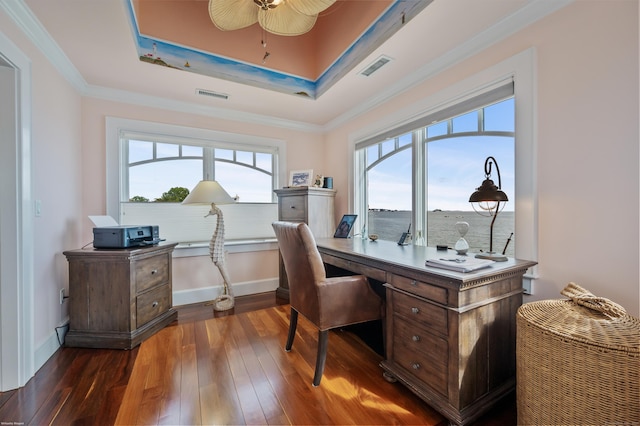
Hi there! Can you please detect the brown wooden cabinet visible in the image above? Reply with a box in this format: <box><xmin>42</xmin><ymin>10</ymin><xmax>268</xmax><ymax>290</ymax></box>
<box><xmin>274</xmin><ymin>187</ymin><xmax>336</xmax><ymax>299</ymax></box>
<box><xmin>63</xmin><ymin>243</ymin><xmax>178</xmax><ymax>349</ymax></box>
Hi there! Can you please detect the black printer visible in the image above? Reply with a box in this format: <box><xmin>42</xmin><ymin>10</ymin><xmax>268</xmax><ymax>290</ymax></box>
<box><xmin>93</xmin><ymin>225</ymin><xmax>162</xmax><ymax>249</ymax></box>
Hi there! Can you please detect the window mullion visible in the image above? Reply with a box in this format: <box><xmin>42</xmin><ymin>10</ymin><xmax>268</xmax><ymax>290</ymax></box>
<box><xmin>413</xmin><ymin>129</ymin><xmax>426</xmax><ymax>245</ymax></box>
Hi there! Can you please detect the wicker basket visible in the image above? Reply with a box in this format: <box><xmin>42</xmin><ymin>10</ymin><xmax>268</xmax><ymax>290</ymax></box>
<box><xmin>516</xmin><ymin>282</ymin><xmax>639</xmax><ymax>425</ymax></box>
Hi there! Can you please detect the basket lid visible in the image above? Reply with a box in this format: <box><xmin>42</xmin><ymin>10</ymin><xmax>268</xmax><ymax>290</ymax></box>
<box><xmin>518</xmin><ymin>282</ymin><xmax>640</xmax><ymax>353</ymax></box>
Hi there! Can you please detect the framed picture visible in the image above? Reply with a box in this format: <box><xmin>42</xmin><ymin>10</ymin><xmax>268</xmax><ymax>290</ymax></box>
<box><xmin>334</xmin><ymin>214</ymin><xmax>357</xmax><ymax>238</ymax></box>
<box><xmin>289</xmin><ymin>169</ymin><xmax>313</xmax><ymax>187</ymax></box>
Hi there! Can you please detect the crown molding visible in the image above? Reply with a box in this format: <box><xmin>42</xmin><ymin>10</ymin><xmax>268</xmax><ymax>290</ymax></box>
<box><xmin>325</xmin><ymin>0</ymin><xmax>573</xmax><ymax>131</ymax></box>
<box><xmin>3</xmin><ymin>0</ymin><xmax>572</xmax><ymax>134</ymax></box>
<box><xmin>0</xmin><ymin>0</ymin><xmax>87</xmax><ymax>92</ymax></box>
<box><xmin>85</xmin><ymin>84</ymin><xmax>324</xmax><ymax>133</ymax></box>
<box><xmin>1</xmin><ymin>0</ymin><xmax>323</xmax><ymax>133</ymax></box>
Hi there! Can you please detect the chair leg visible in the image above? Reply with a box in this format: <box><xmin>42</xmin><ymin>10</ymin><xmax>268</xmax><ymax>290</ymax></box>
<box><xmin>313</xmin><ymin>330</ymin><xmax>329</xmax><ymax>387</ymax></box>
<box><xmin>285</xmin><ymin>308</ymin><xmax>298</xmax><ymax>352</ymax></box>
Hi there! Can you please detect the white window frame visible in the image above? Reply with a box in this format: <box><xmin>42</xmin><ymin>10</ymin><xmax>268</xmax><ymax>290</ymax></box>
<box><xmin>106</xmin><ymin>118</ymin><xmax>287</xmax><ymax>256</ymax></box>
<box><xmin>349</xmin><ymin>48</ymin><xmax>538</xmax><ymax>291</ymax></box>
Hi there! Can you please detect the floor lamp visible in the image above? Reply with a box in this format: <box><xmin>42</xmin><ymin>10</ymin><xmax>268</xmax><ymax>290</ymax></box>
<box><xmin>469</xmin><ymin>156</ymin><xmax>509</xmax><ymax>262</ymax></box>
<box><xmin>182</xmin><ymin>180</ymin><xmax>236</xmax><ymax>310</ymax></box>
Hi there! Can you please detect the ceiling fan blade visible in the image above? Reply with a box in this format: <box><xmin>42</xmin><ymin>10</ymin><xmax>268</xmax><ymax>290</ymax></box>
<box><xmin>288</xmin><ymin>0</ymin><xmax>336</xmax><ymax>16</ymax></box>
<box><xmin>209</xmin><ymin>0</ymin><xmax>259</xmax><ymax>31</ymax></box>
<box><xmin>258</xmin><ymin>5</ymin><xmax>317</xmax><ymax>36</ymax></box>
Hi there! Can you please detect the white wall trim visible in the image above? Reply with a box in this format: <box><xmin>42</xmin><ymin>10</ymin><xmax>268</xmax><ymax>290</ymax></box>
<box><xmin>0</xmin><ymin>29</ymin><xmax>35</xmax><ymax>391</ymax></box>
<box><xmin>34</xmin><ymin>276</ymin><xmax>280</xmax><ymax>365</ymax></box>
<box><xmin>105</xmin><ymin>116</ymin><xmax>287</xmax><ymax>223</ymax></box>
<box><xmin>2</xmin><ymin>0</ymin><xmax>571</xmax><ymax>133</ymax></box>
<box><xmin>172</xmin><ymin>278</ymin><xmax>279</xmax><ymax>307</ymax></box>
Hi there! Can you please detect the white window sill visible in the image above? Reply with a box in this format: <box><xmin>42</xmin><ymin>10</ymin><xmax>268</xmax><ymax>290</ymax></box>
<box><xmin>173</xmin><ymin>238</ymin><xmax>278</xmax><ymax>258</ymax></box>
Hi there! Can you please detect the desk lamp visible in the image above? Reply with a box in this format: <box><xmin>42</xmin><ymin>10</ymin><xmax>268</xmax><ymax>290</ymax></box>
<box><xmin>469</xmin><ymin>156</ymin><xmax>509</xmax><ymax>262</ymax></box>
<box><xmin>182</xmin><ymin>180</ymin><xmax>236</xmax><ymax>310</ymax></box>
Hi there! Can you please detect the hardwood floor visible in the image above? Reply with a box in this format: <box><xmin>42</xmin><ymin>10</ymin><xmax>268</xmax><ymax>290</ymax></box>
<box><xmin>0</xmin><ymin>292</ymin><xmax>517</xmax><ymax>425</ymax></box>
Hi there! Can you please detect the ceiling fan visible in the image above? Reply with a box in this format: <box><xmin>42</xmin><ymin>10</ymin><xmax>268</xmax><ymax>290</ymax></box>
<box><xmin>209</xmin><ymin>0</ymin><xmax>336</xmax><ymax>36</ymax></box>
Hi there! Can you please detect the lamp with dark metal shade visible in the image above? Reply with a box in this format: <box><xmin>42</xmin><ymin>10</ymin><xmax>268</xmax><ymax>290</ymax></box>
<box><xmin>182</xmin><ymin>180</ymin><xmax>237</xmax><ymax>310</ymax></box>
<box><xmin>469</xmin><ymin>156</ymin><xmax>509</xmax><ymax>262</ymax></box>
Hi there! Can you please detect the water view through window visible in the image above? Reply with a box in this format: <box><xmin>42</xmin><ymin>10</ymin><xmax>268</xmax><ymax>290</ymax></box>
<box><xmin>365</xmin><ymin>97</ymin><xmax>515</xmax><ymax>257</ymax></box>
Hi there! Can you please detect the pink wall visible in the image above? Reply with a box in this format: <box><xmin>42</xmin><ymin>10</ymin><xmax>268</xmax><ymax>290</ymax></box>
<box><xmin>324</xmin><ymin>1</ymin><xmax>639</xmax><ymax>315</ymax></box>
<box><xmin>0</xmin><ymin>11</ymin><xmax>84</xmax><ymax>349</ymax></box>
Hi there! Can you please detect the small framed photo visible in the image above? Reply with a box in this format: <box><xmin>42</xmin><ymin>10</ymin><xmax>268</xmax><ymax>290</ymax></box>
<box><xmin>334</xmin><ymin>214</ymin><xmax>358</xmax><ymax>238</ymax></box>
<box><xmin>289</xmin><ymin>169</ymin><xmax>313</xmax><ymax>187</ymax></box>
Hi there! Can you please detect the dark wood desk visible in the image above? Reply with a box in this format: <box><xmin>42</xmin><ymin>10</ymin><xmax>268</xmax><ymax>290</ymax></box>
<box><xmin>316</xmin><ymin>238</ymin><xmax>536</xmax><ymax>426</ymax></box>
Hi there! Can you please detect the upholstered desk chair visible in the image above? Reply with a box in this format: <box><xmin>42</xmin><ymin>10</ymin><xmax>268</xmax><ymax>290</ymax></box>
<box><xmin>272</xmin><ymin>221</ymin><xmax>384</xmax><ymax>386</ymax></box>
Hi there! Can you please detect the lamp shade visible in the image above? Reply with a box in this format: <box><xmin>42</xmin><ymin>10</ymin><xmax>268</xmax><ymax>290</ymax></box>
<box><xmin>182</xmin><ymin>180</ymin><xmax>235</xmax><ymax>205</ymax></box>
<box><xmin>468</xmin><ymin>178</ymin><xmax>509</xmax><ymax>203</ymax></box>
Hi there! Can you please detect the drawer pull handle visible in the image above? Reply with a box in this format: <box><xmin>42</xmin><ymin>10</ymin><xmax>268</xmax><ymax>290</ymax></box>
<box><xmin>152</xmin><ymin>301</ymin><xmax>159</xmax><ymax>308</ymax></box>
<box><xmin>411</xmin><ymin>363</ymin><xmax>421</xmax><ymax>370</ymax></box>
<box><xmin>411</xmin><ymin>280</ymin><xmax>417</xmax><ymax>286</ymax></box>
<box><xmin>151</xmin><ymin>269</ymin><xmax>158</xmax><ymax>275</ymax></box>
<box><xmin>411</xmin><ymin>307</ymin><xmax>420</xmax><ymax>314</ymax></box>
<box><xmin>412</xmin><ymin>335</ymin><xmax>421</xmax><ymax>342</ymax></box>
<box><xmin>290</xmin><ymin>206</ymin><xmax>296</xmax><ymax>209</ymax></box>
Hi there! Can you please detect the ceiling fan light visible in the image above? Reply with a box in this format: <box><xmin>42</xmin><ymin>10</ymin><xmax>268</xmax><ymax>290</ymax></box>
<box><xmin>254</xmin><ymin>0</ymin><xmax>283</xmax><ymax>10</ymax></box>
<box><xmin>209</xmin><ymin>0</ymin><xmax>333</xmax><ymax>36</ymax></box>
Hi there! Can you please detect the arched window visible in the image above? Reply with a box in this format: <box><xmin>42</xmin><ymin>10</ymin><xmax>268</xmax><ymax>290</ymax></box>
<box><xmin>355</xmin><ymin>84</ymin><xmax>516</xmax><ymax>256</ymax></box>
<box><xmin>106</xmin><ymin>118</ymin><xmax>284</xmax><ymax>248</ymax></box>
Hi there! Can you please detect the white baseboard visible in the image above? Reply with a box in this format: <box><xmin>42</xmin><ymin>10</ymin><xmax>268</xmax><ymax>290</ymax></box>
<box><xmin>34</xmin><ymin>278</ymin><xmax>279</xmax><ymax>373</ymax></box>
<box><xmin>35</xmin><ymin>320</ymin><xmax>68</xmax><ymax>373</ymax></box>
<box><xmin>172</xmin><ymin>277</ymin><xmax>279</xmax><ymax>307</ymax></box>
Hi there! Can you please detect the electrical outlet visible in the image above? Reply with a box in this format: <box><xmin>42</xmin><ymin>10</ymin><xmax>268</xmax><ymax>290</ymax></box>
<box><xmin>59</xmin><ymin>288</ymin><xmax>65</xmax><ymax>305</ymax></box>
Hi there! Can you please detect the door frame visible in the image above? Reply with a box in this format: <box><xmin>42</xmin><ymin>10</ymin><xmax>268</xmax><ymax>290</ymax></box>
<box><xmin>0</xmin><ymin>31</ymin><xmax>35</xmax><ymax>391</ymax></box>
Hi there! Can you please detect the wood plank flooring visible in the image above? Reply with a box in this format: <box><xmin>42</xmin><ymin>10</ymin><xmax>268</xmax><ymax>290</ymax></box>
<box><xmin>0</xmin><ymin>292</ymin><xmax>516</xmax><ymax>425</ymax></box>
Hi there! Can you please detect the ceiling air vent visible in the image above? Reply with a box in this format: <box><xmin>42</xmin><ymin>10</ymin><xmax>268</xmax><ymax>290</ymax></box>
<box><xmin>359</xmin><ymin>55</ymin><xmax>392</xmax><ymax>77</ymax></box>
<box><xmin>196</xmin><ymin>89</ymin><xmax>229</xmax><ymax>100</ymax></box>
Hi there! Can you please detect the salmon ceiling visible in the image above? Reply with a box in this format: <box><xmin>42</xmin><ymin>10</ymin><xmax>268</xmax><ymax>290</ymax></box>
<box><xmin>130</xmin><ymin>0</ymin><xmax>428</xmax><ymax>98</ymax></box>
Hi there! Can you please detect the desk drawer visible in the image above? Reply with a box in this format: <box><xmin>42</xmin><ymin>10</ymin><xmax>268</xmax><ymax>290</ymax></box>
<box><xmin>390</xmin><ymin>274</ymin><xmax>448</xmax><ymax>305</ymax></box>
<box><xmin>321</xmin><ymin>253</ymin><xmax>387</xmax><ymax>282</ymax></box>
<box><xmin>392</xmin><ymin>333</ymin><xmax>448</xmax><ymax>396</ymax></box>
<box><xmin>393</xmin><ymin>290</ymin><xmax>448</xmax><ymax>335</ymax></box>
<box><xmin>136</xmin><ymin>283</ymin><xmax>171</xmax><ymax>327</ymax></box>
<box><xmin>135</xmin><ymin>254</ymin><xmax>169</xmax><ymax>293</ymax></box>
<box><xmin>279</xmin><ymin>196</ymin><xmax>306</xmax><ymax>221</ymax></box>
<box><xmin>393</xmin><ymin>316</ymin><xmax>448</xmax><ymax>367</ymax></box>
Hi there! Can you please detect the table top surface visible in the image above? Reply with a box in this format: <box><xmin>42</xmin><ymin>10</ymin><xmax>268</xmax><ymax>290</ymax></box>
<box><xmin>316</xmin><ymin>237</ymin><xmax>537</xmax><ymax>283</ymax></box>
<box><xmin>63</xmin><ymin>241</ymin><xmax>178</xmax><ymax>257</ymax></box>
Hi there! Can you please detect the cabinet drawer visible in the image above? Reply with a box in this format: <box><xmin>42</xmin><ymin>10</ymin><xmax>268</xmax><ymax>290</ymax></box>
<box><xmin>279</xmin><ymin>196</ymin><xmax>306</xmax><ymax>220</ymax></box>
<box><xmin>392</xmin><ymin>340</ymin><xmax>448</xmax><ymax>396</ymax></box>
<box><xmin>135</xmin><ymin>254</ymin><xmax>169</xmax><ymax>293</ymax></box>
<box><xmin>390</xmin><ymin>274</ymin><xmax>448</xmax><ymax>305</ymax></box>
<box><xmin>136</xmin><ymin>283</ymin><xmax>171</xmax><ymax>328</ymax></box>
<box><xmin>393</xmin><ymin>290</ymin><xmax>448</xmax><ymax>335</ymax></box>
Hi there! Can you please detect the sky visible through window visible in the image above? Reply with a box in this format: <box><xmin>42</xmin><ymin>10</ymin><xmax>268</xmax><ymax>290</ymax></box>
<box><xmin>127</xmin><ymin>99</ymin><xmax>513</xmax><ymax>208</ymax></box>
<box><xmin>127</xmin><ymin>145</ymin><xmax>274</xmax><ymax>203</ymax></box>
<box><xmin>367</xmin><ymin>98</ymin><xmax>514</xmax><ymax>212</ymax></box>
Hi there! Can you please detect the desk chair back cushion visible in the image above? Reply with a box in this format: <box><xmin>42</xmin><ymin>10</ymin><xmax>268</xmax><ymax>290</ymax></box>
<box><xmin>272</xmin><ymin>221</ymin><xmax>383</xmax><ymax>330</ymax></box>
